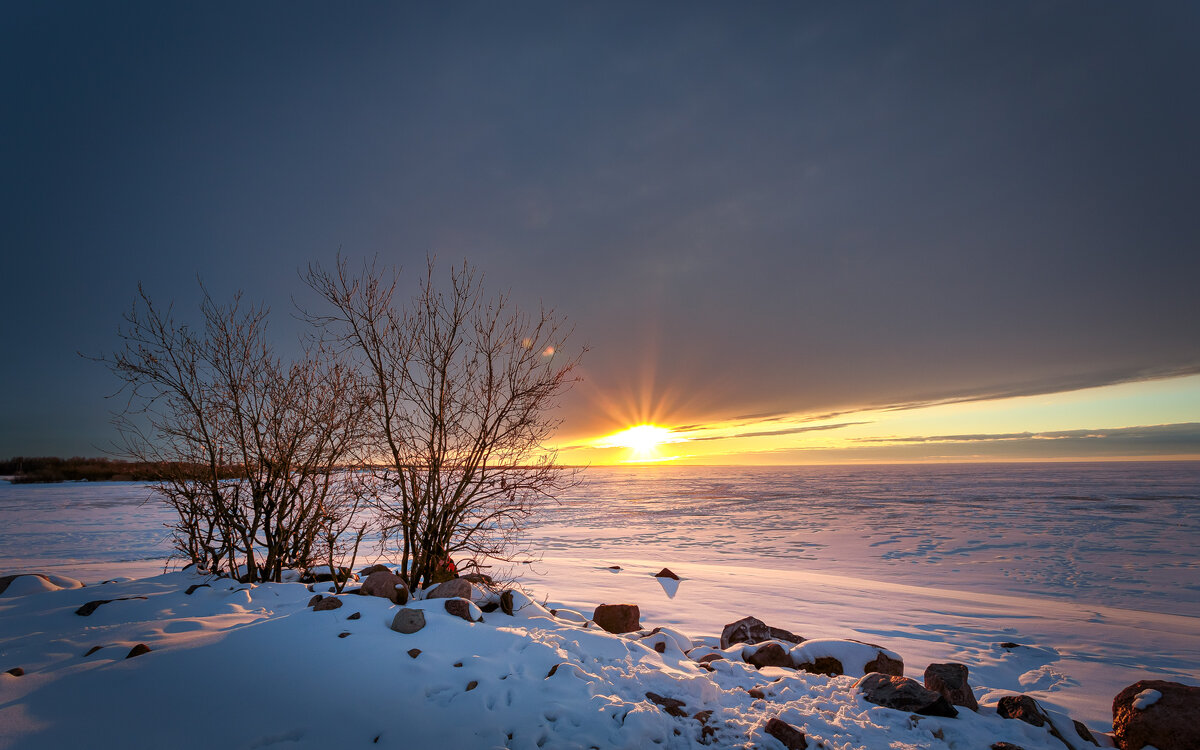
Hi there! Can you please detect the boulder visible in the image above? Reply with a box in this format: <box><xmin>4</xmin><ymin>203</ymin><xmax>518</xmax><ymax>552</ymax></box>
<box><xmin>427</xmin><ymin>578</ymin><xmax>473</xmax><ymax>600</ymax></box>
<box><xmin>720</xmin><ymin>616</ymin><xmax>802</xmax><ymax>649</ymax></box>
<box><xmin>500</xmin><ymin>590</ymin><xmax>515</xmax><ymax>616</ymax></box>
<box><xmin>358</xmin><ymin>564</ymin><xmax>392</xmax><ymax>577</ymax></box>
<box><xmin>84</xmin><ymin>646</ymin><xmax>104</xmax><ymax>656</ymax></box>
<box><xmin>5</xmin><ymin>667</ymin><xmax>24</xmax><ymax>677</ymax></box>
<box><xmin>307</xmin><ymin>595</ymin><xmax>325</xmax><ymax>607</ymax></box>
<box><xmin>855</xmin><ymin>672</ymin><xmax>958</xmax><ymax>718</ymax></box>
<box><xmin>362</xmin><ymin>570</ymin><xmax>409</xmax><ymax>604</ymax></box>
<box><xmin>1112</xmin><ymin>679</ymin><xmax>1200</xmax><ymax>750</ymax></box>
<box><xmin>653</xmin><ymin>568</ymin><xmax>680</xmax><ymax>580</ymax></box>
<box><xmin>795</xmin><ymin>656</ymin><xmax>845</xmax><ymax>676</ymax></box>
<box><xmin>592</xmin><ymin>603</ymin><xmax>641</xmax><ymax>634</ymax></box>
<box><xmin>407</xmin><ymin>648</ymin><xmax>421</xmax><ymax>658</ymax></box>
<box><xmin>75</xmin><ymin>596</ymin><xmax>148</xmax><ymax>616</ymax></box>
<box><xmin>1073</xmin><ymin>720</ymin><xmax>1100</xmax><ymax>747</ymax></box>
<box><xmin>790</xmin><ymin>639</ymin><xmax>903</xmax><ymax>677</ymax></box>
<box><xmin>313</xmin><ymin>596</ymin><xmax>343</xmax><ymax>611</ymax></box>
<box><xmin>461</xmin><ymin>572</ymin><xmax>494</xmax><ymax>586</ymax></box>
<box><xmin>347</xmin><ymin>612</ymin><xmax>361</xmax><ymax>620</ymax></box>
<box><xmin>126</xmin><ymin>644</ymin><xmax>151</xmax><ymax>659</ymax></box>
<box><xmin>389</xmin><ymin>608</ymin><xmax>426</xmax><ymax>634</ymax></box>
<box><xmin>444</xmin><ymin>597</ymin><xmax>483</xmax><ymax>623</ymax></box>
<box><xmin>645</xmin><ymin>691</ymin><xmax>688</xmax><ymax>718</ymax></box>
<box><xmin>924</xmin><ymin>662</ymin><xmax>979</xmax><ymax>711</ymax></box>
<box><xmin>746</xmin><ymin>641</ymin><xmax>793</xmax><ymax>670</ymax></box>
<box><xmin>997</xmin><ymin>694</ymin><xmax>1050</xmax><ymax>726</ymax></box>
<box><xmin>764</xmin><ymin>717</ymin><xmax>808</xmax><ymax>749</ymax></box>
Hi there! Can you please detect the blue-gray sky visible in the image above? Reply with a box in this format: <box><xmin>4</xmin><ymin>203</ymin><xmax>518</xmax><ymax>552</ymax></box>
<box><xmin>2</xmin><ymin>2</ymin><xmax>1199</xmax><ymax>459</ymax></box>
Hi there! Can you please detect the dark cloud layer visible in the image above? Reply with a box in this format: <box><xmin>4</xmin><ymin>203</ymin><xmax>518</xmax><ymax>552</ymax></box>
<box><xmin>2</xmin><ymin>2</ymin><xmax>1198</xmax><ymax>454</ymax></box>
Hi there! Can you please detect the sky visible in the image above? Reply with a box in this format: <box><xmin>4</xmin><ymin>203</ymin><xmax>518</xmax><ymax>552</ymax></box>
<box><xmin>1</xmin><ymin>2</ymin><xmax>1198</xmax><ymax>463</ymax></box>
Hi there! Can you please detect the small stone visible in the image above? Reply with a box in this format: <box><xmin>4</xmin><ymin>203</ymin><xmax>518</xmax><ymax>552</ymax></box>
<box><xmin>338</xmin><ymin>631</ymin><xmax>351</xmax><ymax>638</ymax></box>
<box><xmin>500</xmin><ymin>590</ymin><xmax>515</xmax><ymax>616</ymax></box>
<box><xmin>856</xmin><ymin>673</ymin><xmax>958</xmax><ymax>718</ymax></box>
<box><xmin>924</xmin><ymin>662</ymin><xmax>979</xmax><ymax>711</ymax></box>
<box><xmin>313</xmin><ymin>596</ymin><xmax>343</xmax><ymax>611</ymax></box>
<box><xmin>592</xmin><ymin>603</ymin><xmax>641</xmax><ymax>634</ymax></box>
<box><xmin>693</xmin><ymin>710</ymin><xmax>713</xmax><ymax>724</ymax></box>
<box><xmin>608</xmin><ymin>565</ymin><xmax>622</xmax><ymax>571</ymax></box>
<box><xmin>76</xmin><ymin>599</ymin><xmax>114</xmax><ymax>616</ymax></box>
<box><xmin>999</xmin><ymin>642</ymin><xmax>1021</xmax><ymax>649</ymax></box>
<box><xmin>990</xmin><ymin>744</ymin><xmax>1025</xmax><ymax>750</ymax></box>
<box><xmin>1073</xmin><ymin>720</ymin><xmax>1099</xmax><ymax>746</ymax></box>
<box><xmin>748</xmin><ymin>687</ymin><xmax>766</xmax><ymax>699</ymax></box>
<box><xmin>5</xmin><ymin>667</ymin><xmax>24</xmax><ymax>677</ymax></box>
<box><xmin>645</xmin><ymin>691</ymin><xmax>688</xmax><ymax>718</ymax></box>
<box><xmin>427</xmin><ymin>578</ymin><xmax>473</xmax><ymax>600</ymax></box>
<box><xmin>466</xmin><ymin>681</ymin><xmax>478</xmax><ymax>691</ymax></box>
<box><xmin>546</xmin><ymin>664</ymin><xmax>561</xmax><ymax>678</ymax></box>
<box><xmin>764</xmin><ymin>717</ymin><xmax>808</xmax><ymax>750</ymax></box>
<box><xmin>407</xmin><ymin>648</ymin><xmax>421</xmax><ymax>658</ymax></box>
<box><xmin>308</xmin><ymin>595</ymin><xmax>325</xmax><ymax>607</ymax></box>
<box><xmin>389</xmin><ymin>608</ymin><xmax>426</xmax><ymax>634</ymax></box>
<box><xmin>347</xmin><ymin>612</ymin><xmax>361</xmax><ymax>620</ymax></box>
<box><xmin>185</xmin><ymin>584</ymin><xmax>210</xmax><ymax>595</ymax></box>
<box><xmin>126</xmin><ymin>644</ymin><xmax>151</xmax><ymax>659</ymax></box>
<box><xmin>653</xmin><ymin>568</ymin><xmax>680</xmax><ymax>580</ymax></box>
<box><xmin>747</xmin><ymin>642</ymin><xmax>793</xmax><ymax>670</ymax></box>
<box><xmin>84</xmin><ymin>646</ymin><xmax>104</xmax><ymax>656</ymax></box>
<box><xmin>720</xmin><ymin>616</ymin><xmax>802</xmax><ymax>649</ymax></box>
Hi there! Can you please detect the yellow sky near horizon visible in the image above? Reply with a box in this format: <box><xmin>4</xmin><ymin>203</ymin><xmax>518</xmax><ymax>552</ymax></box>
<box><xmin>556</xmin><ymin>372</ymin><xmax>1200</xmax><ymax>465</ymax></box>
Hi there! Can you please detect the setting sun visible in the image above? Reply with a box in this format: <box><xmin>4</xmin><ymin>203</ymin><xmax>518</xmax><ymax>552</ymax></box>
<box><xmin>594</xmin><ymin>424</ymin><xmax>679</xmax><ymax>460</ymax></box>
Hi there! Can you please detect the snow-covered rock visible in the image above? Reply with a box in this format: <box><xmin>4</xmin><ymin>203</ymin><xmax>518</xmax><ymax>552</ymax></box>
<box><xmin>1113</xmin><ymin>680</ymin><xmax>1200</xmax><ymax>750</ymax></box>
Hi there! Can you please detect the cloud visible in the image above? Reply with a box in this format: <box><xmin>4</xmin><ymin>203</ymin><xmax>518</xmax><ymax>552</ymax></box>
<box><xmin>854</xmin><ymin>422</ymin><xmax>1200</xmax><ymax>445</ymax></box>
<box><xmin>687</xmin><ymin>421</ymin><xmax>870</xmax><ymax>441</ymax></box>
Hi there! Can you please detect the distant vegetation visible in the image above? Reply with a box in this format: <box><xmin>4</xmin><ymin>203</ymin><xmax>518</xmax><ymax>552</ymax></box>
<box><xmin>0</xmin><ymin>456</ymin><xmax>242</xmax><ymax>484</ymax></box>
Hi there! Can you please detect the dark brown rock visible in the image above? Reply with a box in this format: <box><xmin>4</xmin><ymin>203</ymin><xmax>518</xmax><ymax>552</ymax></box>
<box><xmin>795</xmin><ymin>656</ymin><xmax>845</xmax><ymax>676</ymax></box>
<box><xmin>991</xmin><ymin>744</ymin><xmax>1025</xmax><ymax>750</ymax></box>
<box><xmin>389</xmin><ymin>608</ymin><xmax>426</xmax><ymax>634</ymax></box>
<box><xmin>126</xmin><ymin>644</ymin><xmax>151</xmax><ymax>659</ymax></box>
<box><xmin>748</xmin><ymin>687</ymin><xmax>766</xmax><ymax>699</ymax></box>
<box><xmin>444</xmin><ymin>597</ymin><xmax>481</xmax><ymax>622</ymax></box>
<box><xmin>358</xmin><ymin>564</ymin><xmax>392</xmax><ymax>577</ymax></box>
<box><xmin>338</xmin><ymin>631</ymin><xmax>351</xmax><ymax>638</ymax></box>
<box><xmin>646</xmin><ymin>691</ymin><xmax>688</xmax><ymax>718</ymax></box>
<box><xmin>427</xmin><ymin>578</ymin><xmax>473</xmax><ymax>600</ymax></box>
<box><xmin>1112</xmin><ymin>680</ymin><xmax>1200</xmax><ymax>750</ymax></box>
<box><xmin>592</xmin><ymin>603</ymin><xmax>641</xmax><ymax>634</ymax></box>
<box><xmin>764</xmin><ymin>717</ymin><xmax>807</xmax><ymax>749</ymax></box>
<box><xmin>924</xmin><ymin>663</ymin><xmax>979</xmax><ymax>711</ymax></box>
<box><xmin>362</xmin><ymin>570</ymin><xmax>409</xmax><ymax>604</ymax></box>
<box><xmin>697</xmin><ymin>654</ymin><xmax>725</xmax><ymax>664</ymax></box>
<box><xmin>856</xmin><ymin>672</ymin><xmax>958</xmax><ymax>718</ymax></box>
<box><xmin>864</xmin><ymin>651</ymin><xmax>905</xmax><ymax>677</ymax></box>
<box><xmin>466</xmin><ymin>680</ymin><xmax>478</xmax><ymax>691</ymax></box>
<box><xmin>747</xmin><ymin>642</ymin><xmax>793</xmax><ymax>670</ymax></box>
<box><xmin>5</xmin><ymin>667</ymin><xmax>24</xmax><ymax>677</ymax></box>
<box><xmin>75</xmin><ymin>596</ymin><xmax>147</xmax><ymax>616</ymax></box>
<box><xmin>654</xmin><ymin>568</ymin><xmax>680</xmax><ymax>580</ymax></box>
<box><xmin>500</xmin><ymin>590</ymin><xmax>515</xmax><ymax>616</ymax></box>
<box><xmin>313</xmin><ymin>596</ymin><xmax>343</xmax><ymax>611</ymax></box>
<box><xmin>720</xmin><ymin>616</ymin><xmax>802</xmax><ymax>649</ymax></box>
<box><xmin>997</xmin><ymin>695</ymin><xmax>1048</xmax><ymax>727</ymax></box>
<box><xmin>654</xmin><ymin>642</ymin><xmax>666</xmax><ymax>653</ymax></box>
<box><xmin>999</xmin><ymin>642</ymin><xmax>1022</xmax><ymax>649</ymax></box>
<box><xmin>407</xmin><ymin>648</ymin><xmax>421</xmax><ymax>658</ymax></box>
<box><xmin>0</xmin><ymin>573</ymin><xmax>50</xmax><ymax>595</ymax></box>
<box><xmin>185</xmin><ymin>584</ymin><xmax>210</xmax><ymax>595</ymax></box>
<box><xmin>347</xmin><ymin>611</ymin><xmax>361</xmax><ymax>620</ymax></box>
<box><xmin>307</xmin><ymin>594</ymin><xmax>325</xmax><ymax>607</ymax></box>
<box><xmin>546</xmin><ymin>663</ymin><xmax>560</xmax><ymax>678</ymax></box>
<box><xmin>84</xmin><ymin>646</ymin><xmax>104</xmax><ymax>656</ymax></box>
<box><xmin>1073</xmin><ymin>720</ymin><xmax>1099</xmax><ymax>746</ymax></box>
<box><xmin>461</xmin><ymin>572</ymin><xmax>494</xmax><ymax>586</ymax></box>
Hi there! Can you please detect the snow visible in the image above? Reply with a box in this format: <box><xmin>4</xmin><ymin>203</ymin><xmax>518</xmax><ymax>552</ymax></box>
<box><xmin>1131</xmin><ymin>688</ymin><xmax>1162</xmax><ymax>710</ymax></box>
<box><xmin>0</xmin><ymin>570</ymin><xmax>1107</xmax><ymax>750</ymax></box>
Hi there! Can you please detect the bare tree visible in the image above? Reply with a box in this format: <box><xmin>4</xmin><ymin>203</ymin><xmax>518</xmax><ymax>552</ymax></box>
<box><xmin>100</xmin><ymin>285</ymin><xmax>369</xmax><ymax>582</ymax></box>
<box><xmin>304</xmin><ymin>257</ymin><xmax>581</xmax><ymax>591</ymax></box>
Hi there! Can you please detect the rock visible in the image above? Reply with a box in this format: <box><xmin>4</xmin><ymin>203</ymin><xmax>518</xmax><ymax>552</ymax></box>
<box><xmin>444</xmin><ymin>597</ymin><xmax>483</xmax><ymax>622</ymax></box>
<box><xmin>338</xmin><ymin>631</ymin><xmax>351</xmax><ymax>638</ymax></box>
<box><xmin>653</xmin><ymin>568</ymin><xmax>680</xmax><ymax>580</ymax></box>
<box><xmin>607</xmin><ymin>565</ymin><xmax>622</xmax><ymax>571</ymax></box>
<box><xmin>764</xmin><ymin>717</ymin><xmax>808</xmax><ymax>749</ymax></box>
<box><xmin>75</xmin><ymin>596</ymin><xmax>147</xmax><ymax>616</ymax></box>
<box><xmin>645</xmin><ymin>691</ymin><xmax>688</xmax><ymax>718</ymax></box>
<box><xmin>697</xmin><ymin>654</ymin><xmax>725</xmax><ymax>664</ymax></box>
<box><xmin>389</xmin><ymin>608</ymin><xmax>426</xmax><ymax>634</ymax></box>
<box><xmin>407</xmin><ymin>649</ymin><xmax>421</xmax><ymax>658</ymax></box>
<box><xmin>313</xmin><ymin>596</ymin><xmax>343</xmax><ymax>611</ymax></box>
<box><xmin>592</xmin><ymin>603</ymin><xmax>641</xmax><ymax>634</ymax></box>
<box><xmin>855</xmin><ymin>673</ymin><xmax>958</xmax><ymax>718</ymax></box>
<box><xmin>362</xmin><ymin>570</ymin><xmax>409</xmax><ymax>604</ymax></box>
<box><xmin>795</xmin><ymin>656</ymin><xmax>845</xmax><ymax>676</ymax></box>
<box><xmin>358</xmin><ymin>564</ymin><xmax>392</xmax><ymax>577</ymax></box>
<box><xmin>466</xmin><ymin>680</ymin><xmax>478</xmax><ymax>691</ymax></box>
<box><xmin>746</xmin><ymin>642</ymin><xmax>793</xmax><ymax>670</ymax></box>
<box><xmin>748</xmin><ymin>687</ymin><xmax>766</xmax><ymax>699</ymax></box>
<box><xmin>5</xmin><ymin>667</ymin><xmax>24</xmax><ymax>677</ymax></box>
<box><xmin>924</xmin><ymin>663</ymin><xmax>979</xmax><ymax>711</ymax></box>
<box><xmin>126</xmin><ymin>644</ymin><xmax>151</xmax><ymax>659</ymax></box>
<box><xmin>720</xmin><ymin>616</ymin><xmax>802</xmax><ymax>649</ymax></box>
<box><xmin>864</xmin><ymin>650</ymin><xmax>905</xmax><ymax>677</ymax></box>
<box><xmin>0</xmin><ymin>573</ymin><xmax>48</xmax><ymax>596</ymax></box>
<box><xmin>462</xmin><ymin>572</ymin><xmax>494</xmax><ymax>586</ymax></box>
<box><xmin>991</xmin><ymin>744</ymin><xmax>1025</xmax><ymax>750</ymax></box>
<box><xmin>997</xmin><ymin>695</ymin><xmax>1049</xmax><ymax>727</ymax></box>
<box><xmin>307</xmin><ymin>595</ymin><xmax>325</xmax><ymax>607</ymax></box>
<box><xmin>427</xmin><ymin>578</ymin><xmax>473</xmax><ymax>600</ymax></box>
<box><xmin>1112</xmin><ymin>679</ymin><xmax>1200</xmax><ymax>750</ymax></box>
<box><xmin>347</xmin><ymin>611</ymin><xmax>361</xmax><ymax>620</ymax></box>
<box><xmin>84</xmin><ymin>646</ymin><xmax>103</xmax><ymax>656</ymax></box>
<box><xmin>307</xmin><ymin>566</ymin><xmax>353</xmax><ymax>583</ymax></box>
<box><xmin>500</xmin><ymin>590</ymin><xmax>515</xmax><ymax>616</ymax></box>
<box><xmin>999</xmin><ymin>642</ymin><xmax>1022</xmax><ymax>649</ymax></box>
<box><xmin>1073</xmin><ymin>720</ymin><xmax>1099</xmax><ymax>746</ymax></box>
<box><xmin>185</xmin><ymin>584</ymin><xmax>210</xmax><ymax>595</ymax></box>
